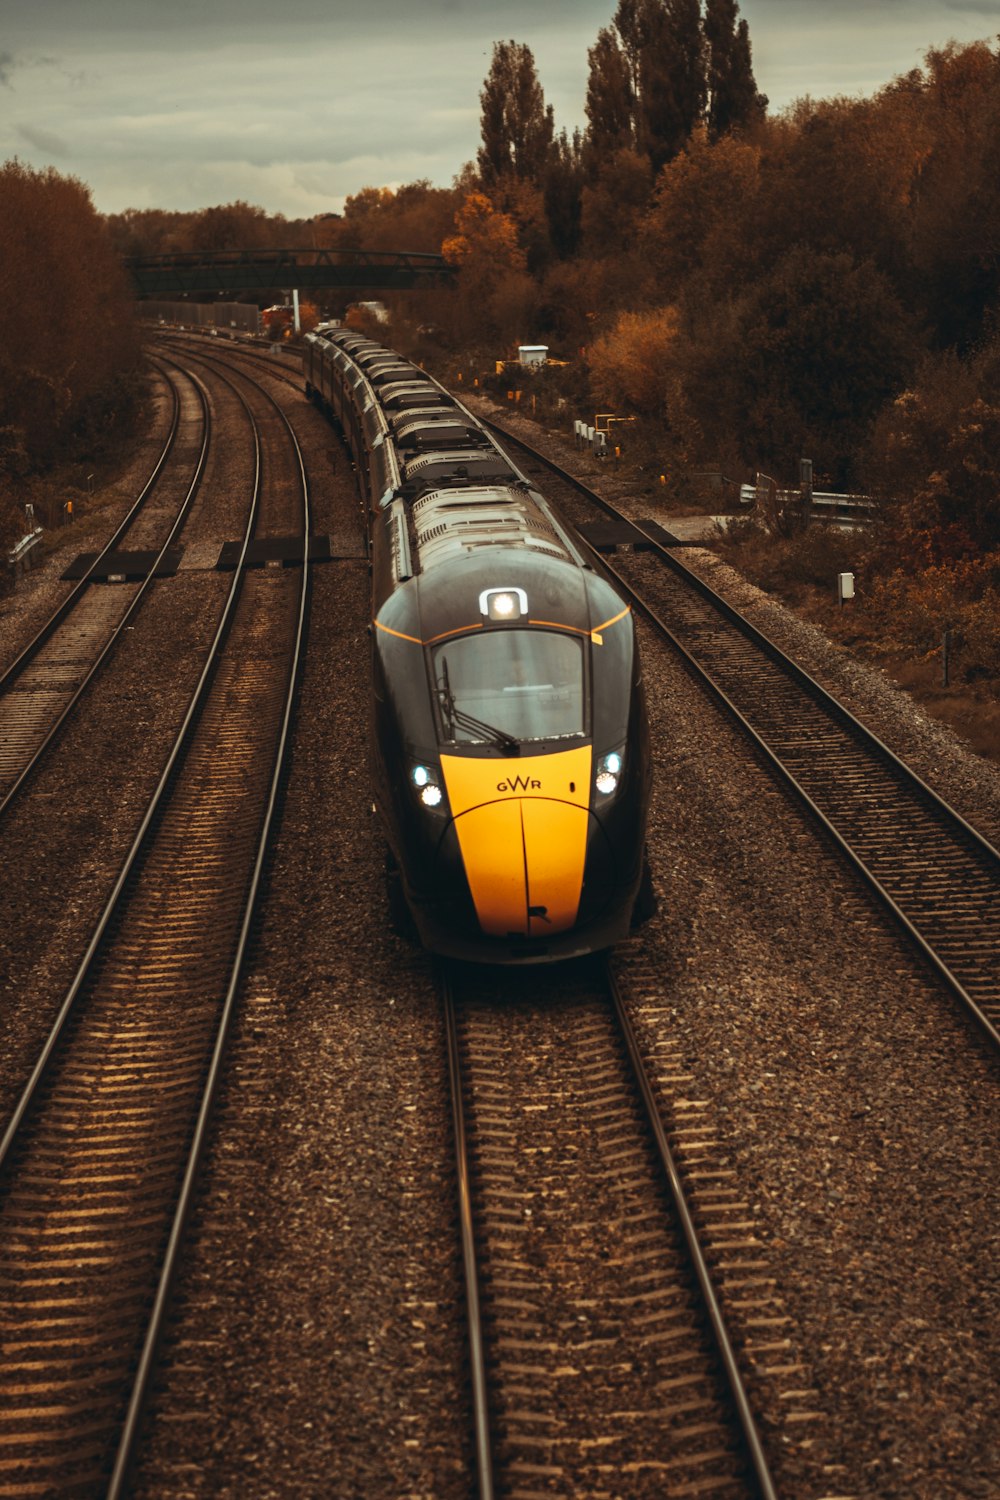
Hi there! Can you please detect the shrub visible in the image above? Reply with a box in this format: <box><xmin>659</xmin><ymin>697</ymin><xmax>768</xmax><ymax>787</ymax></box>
<box><xmin>587</xmin><ymin>306</ymin><xmax>681</xmax><ymax>416</ymax></box>
<box><xmin>864</xmin><ymin>341</ymin><xmax>1000</xmax><ymax>560</ymax></box>
<box><xmin>865</xmin><ymin>550</ymin><xmax>1000</xmax><ymax>676</ymax></box>
<box><xmin>716</xmin><ymin>516</ymin><xmax>864</xmax><ymax>596</ymax></box>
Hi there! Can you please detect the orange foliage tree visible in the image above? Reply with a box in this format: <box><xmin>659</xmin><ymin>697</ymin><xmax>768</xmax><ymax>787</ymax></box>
<box><xmin>587</xmin><ymin>307</ymin><xmax>681</xmax><ymax>415</ymax></box>
<box><xmin>442</xmin><ymin>191</ymin><xmax>536</xmax><ymax>349</ymax></box>
<box><xmin>0</xmin><ymin>160</ymin><xmax>140</xmax><ymax>479</ymax></box>
<box><xmin>339</xmin><ymin>182</ymin><xmax>462</xmax><ymax>255</ymax></box>
<box><xmin>640</xmin><ymin>129</ymin><xmax>761</xmax><ymax>298</ymax></box>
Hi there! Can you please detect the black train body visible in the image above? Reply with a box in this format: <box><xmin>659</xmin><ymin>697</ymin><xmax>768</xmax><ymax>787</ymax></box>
<box><xmin>303</xmin><ymin>326</ymin><xmax>653</xmax><ymax>964</ymax></box>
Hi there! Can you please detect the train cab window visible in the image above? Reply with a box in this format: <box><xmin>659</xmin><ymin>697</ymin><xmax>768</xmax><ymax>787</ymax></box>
<box><xmin>432</xmin><ymin>630</ymin><xmax>584</xmax><ymax>745</ymax></box>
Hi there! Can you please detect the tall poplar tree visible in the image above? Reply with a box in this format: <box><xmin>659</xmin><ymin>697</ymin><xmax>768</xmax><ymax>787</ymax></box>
<box><xmin>584</xmin><ymin>25</ymin><xmax>634</xmax><ymax>169</ymax></box>
<box><xmin>585</xmin><ymin>0</ymin><xmax>708</xmax><ymax>175</ymax></box>
<box><xmin>478</xmin><ymin>41</ymin><xmax>555</xmax><ymax>188</ymax></box>
<box><xmin>639</xmin><ymin>0</ymin><xmax>706</xmax><ymax>171</ymax></box>
<box><xmin>544</xmin><ymin>128</ymin><xmax>587</xmax><ymax>257</ymax></box>
<box><xmin>704</xmin><ymin>0</ymin><xmax>767</xmax><ymax>140</ymax></box>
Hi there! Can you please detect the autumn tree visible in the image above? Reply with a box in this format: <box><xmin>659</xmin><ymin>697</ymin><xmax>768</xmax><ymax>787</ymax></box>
<box><xmin>338</xmin><ymin>181</ymin><xmax>460</xmax><ymax>254</ymax></box>
<box><xmin>342</xmin><ymin>186</ymin><xmax>395</xmax><ymax>225</ymax></box>
<box><xmin>703</xmin><ymin>0</ymin><xmax>766</xmax><ymax>139</ymax></box>
<box><xmin>442</xmin><ymin>191</ymin><xmax>536</xmax><ymax>347</ymax></box>
<box><xmin>585</xmin><ymin>0</ymin><xmax>732</xmax><ymax>175</ymax></box>
<box><xmin>749</xmin><ymin>101</ymin><xmax>910</xmax><ymax>287</ymax></box>
<box><xmin>865</xmin><ymin>342</ymin><xmax>1000</xmax><ymax>557</ymax></box>
<box><xmin>495</xmin><ymin>174</ymin><xmax>554</xmax><ymax>274</ymax></box>
<box><xmin>861</xmin><ymin>350</ymin><xmax>1000</xmax><ymax>673</ymax></box>
<box><xmin>544</xmin><ymin>130</ymin><xmax>586</xmax><ymax>259</ymax></box>
<box><xmin>588</xmin><ymin>305</ymin><xmax>681</xmax><ymax>413</ymax></box>
<box><xmin>0</xmin><ymin>160</ymin><xmax>140</xmax><ymax>481</ymax></box>
<box><xmin>722</xmin><ymin>246</ymin><xmax>918</xmax><ymax>484</ymax></box>
<box><xmin>105</xmin><ymin>208</ymin><xmax>190</xmax><ymax>259</ymax></box>
<box><xmin>640</xmin><ymin>129</ymin><xmax>762</xmax><ymax>297</ymax></box>
<box><xmin>902</xmin><ymin>42</ymin><xmax>1000</xmax><ymax>348</ymax></box>
<box><xmin>536</xmin><ymin>258</ymin><xmax>609</xmax><ymax>349</ymax></box>
<box><xmin>188</xmin><ymin>200</ymin><xmax>272</xmax><ymax>252</ymax></box>
<box><xmin>579</xmin><ymin>146</ymin><xmax>654</xmax><ymax>263</ymax></box>
<box><xmin>478</xmin><ymin>41</ymin><xmax>554</xmax><ymax>188</ymax></box>
<box><xmin>607</xmin><ymin>0</ymin><xmax>644</xmax><ymax>116</ymax></box>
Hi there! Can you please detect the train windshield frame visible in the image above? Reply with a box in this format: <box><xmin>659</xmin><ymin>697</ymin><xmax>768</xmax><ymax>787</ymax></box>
<box><xmin>431</xmin><ymin>629</ymin><xmax>587</xmax><ymax>748</ymax></box>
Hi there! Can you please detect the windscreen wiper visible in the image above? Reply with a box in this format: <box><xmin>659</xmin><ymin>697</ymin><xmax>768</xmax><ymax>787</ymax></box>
<box><xmin>449</xmin><ymin>703</ymin><xmax>520</xmax><ymax>755</ymax></box>
<box><xmin>437</xmin><ymin>657</ymin><xmax>519</xmax><ymax>755</ymax></box>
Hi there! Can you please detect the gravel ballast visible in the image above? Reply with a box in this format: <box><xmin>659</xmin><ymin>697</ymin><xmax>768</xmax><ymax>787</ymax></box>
<box><xmin>2</xmin><ymin>363</ymin><xmax>997</xmax><ymax>1498</ymax></box>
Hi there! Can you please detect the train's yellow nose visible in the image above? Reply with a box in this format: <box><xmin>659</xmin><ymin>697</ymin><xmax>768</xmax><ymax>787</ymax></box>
<box><xmin>440</xmin><ymin>747</ymin><xmax>592</xmax><ymax>937</ymax></box>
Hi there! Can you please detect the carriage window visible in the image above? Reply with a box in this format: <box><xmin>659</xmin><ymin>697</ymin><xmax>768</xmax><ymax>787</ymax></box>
<box><xmin>433</xmin><ymin>630</ymin><xmax>584</xmax><ymax>744</ymax></box>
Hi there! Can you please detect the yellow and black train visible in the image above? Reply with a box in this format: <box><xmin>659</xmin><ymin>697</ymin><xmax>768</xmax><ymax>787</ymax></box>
<box><xmin>303</xmin><ymin>326</ymin><xmax>654</xmax><ymax>963</ymax></box>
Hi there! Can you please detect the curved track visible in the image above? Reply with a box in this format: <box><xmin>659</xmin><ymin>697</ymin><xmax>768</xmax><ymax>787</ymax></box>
<box><xmin>0</xmin><ymin>360</ymin><xmax>210</xmax><ymax>816</ymax></box>
<box><xmin>486</xmin><ymin>420</ymin><xmax>1000</xmax><ymax>1049</ymax></box>
<box><xmin>0</xmin><ymin>360</ymin><xmax>311</xmax><ymax>1497</ymax></box>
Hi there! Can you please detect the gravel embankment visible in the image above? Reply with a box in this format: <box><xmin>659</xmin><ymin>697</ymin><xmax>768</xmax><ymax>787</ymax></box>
<box><xmin>0</xmin><ymin>371</ymin><xmax>174</xmax><ymax>665</ymax></box>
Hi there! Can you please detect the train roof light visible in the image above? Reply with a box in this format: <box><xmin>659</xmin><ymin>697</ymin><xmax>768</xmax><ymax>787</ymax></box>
<box><xmin>480</xmin><ymin>586</ymin><xmax>527</xmax><ymax>622</ymax></box>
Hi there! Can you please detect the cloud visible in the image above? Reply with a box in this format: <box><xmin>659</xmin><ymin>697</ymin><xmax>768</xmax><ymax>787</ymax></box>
<box><xmin>3</xmin><ymin>0</ymin><xmax>999</xmax><ymax>216</ymax></box>
<box><xmin>17</xmin><ymin>123</ymin><xmax>73</xmax><ymax>157</ymax></box>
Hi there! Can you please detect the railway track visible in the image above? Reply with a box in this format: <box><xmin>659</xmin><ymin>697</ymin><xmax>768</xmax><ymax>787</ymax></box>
<box><xmin>486</xmin><ymin>421</ymin><xmax>1000</xmax><ymax>1050</ymax></box>
<box><xmin>445</xmin><ymin>959</ymin><xmax>784</xmax><ymax>1500</ymax></box>
<box><xmin>111</xmin><ymin>335</ymin><xmax>996</xmax><ymax>1496</ymax></box>
<box><xmin>0</xmin><ymin>360</ymin><xmax>210</xmax><ymax>816</ymax></box>
<box><xmin>0</xmin><ymin>361</ymin><xmax>311</xmax><ymax>1495</ymax></box>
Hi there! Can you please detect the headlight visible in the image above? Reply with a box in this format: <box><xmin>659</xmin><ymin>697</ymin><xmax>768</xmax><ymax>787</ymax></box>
<box><xmin>411</xmin><ymin>762</ymin><xmax>447</xmax><ymax>811</ymax></box>
<box><xmin>594</xmin><ymin>749</ymin><xmax>624</xmax><ymax>797</ymax></box>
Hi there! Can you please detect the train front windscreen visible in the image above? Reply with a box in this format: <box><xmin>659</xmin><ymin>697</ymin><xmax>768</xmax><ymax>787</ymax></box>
<box><xmin>432</xmin><ymin>630</ymin><xmax>585</xmax><ymax>746</ymax></box>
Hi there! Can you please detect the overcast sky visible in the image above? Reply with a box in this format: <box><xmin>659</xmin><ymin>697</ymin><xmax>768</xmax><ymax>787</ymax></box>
<box><xmin>0</xmin><ymin>0</ymin><xmax>997</xmax><ymax>218</ymax></box>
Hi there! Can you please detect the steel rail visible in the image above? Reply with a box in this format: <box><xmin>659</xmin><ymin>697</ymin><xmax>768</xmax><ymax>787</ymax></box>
<box><xmin>0</xmin><ymin>357</ymin><xmax>184</xmax><ymax>692</ymax></box>
<box><xmin>488</xmin><ymin>420</ymin><xmax>1000</xmax><ymax>868</ymax></box>
<box><xmin>106</xmin><ymin>368</ymin><xmax>313</xmax><ymax>1500</ymax></box>
<box><xmin>0</xmin><ymin>351</ymin><xmax>308</xmax><ymax>1494</ymax></box>
<box><xmin>606</xmin><ymin>961</ymin><xmax>779</xmax><ymax>1500</ymax></box>
<box><xmin>600</xmin><ymin>555</ymin><xmax>1000</xmax><ymax>1052</ymax></box>
<box><xmin>441</xmin><ymin>969</ymin><xmax>495</xmax><ymax>1500</ymax></box>
<box><xmin>0</xmin><ymin>375</ymin><xmax>259</xmax><ymax>1172</ymax></box>
<box><xmin>444</xmin><ymin>959</ymin><xmax>775</xmax><ymax>1497</ymax></box>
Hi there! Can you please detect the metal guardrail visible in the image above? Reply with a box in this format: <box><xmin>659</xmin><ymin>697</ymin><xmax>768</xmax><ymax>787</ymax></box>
<box><xmin>739</xmin><ymin>481</ymin><xmax>876</xmax><ymax>524</ymax></box>
<box><xmin>7</xmin><ymin>527</ymin><xmax>43</xmax><ymax>571</ymax></box>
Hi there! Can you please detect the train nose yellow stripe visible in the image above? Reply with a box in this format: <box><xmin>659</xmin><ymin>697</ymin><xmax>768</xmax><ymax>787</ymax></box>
<box><xmin>523</xmin><ymin>799</ymin><xmax>590</xmax><ymax>935</ymax></box>
<box><xmin>441</xmin><ymin>748</ymin><xmax>592</xmax><ymax>937</ymax></box>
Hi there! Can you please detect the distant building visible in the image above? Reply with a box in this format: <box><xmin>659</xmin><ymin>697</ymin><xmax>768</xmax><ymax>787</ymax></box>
<box><xmin>351</xmin><ymin>300</ymin><xmax>390</xmax><ymax>324</ymax></box>
<box><xmin>518</xmin><ymin>345</ymin><xmax>548</xmax><ymax>367</ymax></box>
